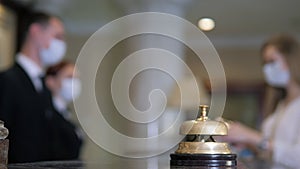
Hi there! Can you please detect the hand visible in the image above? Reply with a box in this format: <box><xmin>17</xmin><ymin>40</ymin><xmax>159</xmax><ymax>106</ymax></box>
<box><xmin>222</xmin><ymin>121</ymin><xmax>262</xmax><ymax>145</ymax></box>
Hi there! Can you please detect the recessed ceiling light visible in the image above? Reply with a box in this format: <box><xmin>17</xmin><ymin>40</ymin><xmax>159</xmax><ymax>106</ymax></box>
<box><xmin>198</xmin><ymin>17</ymin><xmax>215</xmax><ymax>31</ymax></box>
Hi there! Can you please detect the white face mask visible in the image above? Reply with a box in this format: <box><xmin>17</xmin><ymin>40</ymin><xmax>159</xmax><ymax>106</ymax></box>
<box><xmin>40</xmin><ymin>38</ymin><xmax>66</xmax><ymax>67</ymax></box>
<box><xmin>60</xmin><ymin>78</ymin><xmax>82</xmax><ymax>102</ymax></box>
<box><xmin>263</xmin><ymin>60</ymin><xmax>290</xmax><ymax>87</ymax></box>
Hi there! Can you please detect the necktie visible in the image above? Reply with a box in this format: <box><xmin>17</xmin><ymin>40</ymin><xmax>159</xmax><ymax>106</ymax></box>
<box><xmin>39</xmin><ymin>75</ymin><xmax>47</xmax><ymax>93</ymax></box>
<box><xmin>32</xmin><ymin>76</ymin><xmax>43</xmax><ymax>92</ymax></box>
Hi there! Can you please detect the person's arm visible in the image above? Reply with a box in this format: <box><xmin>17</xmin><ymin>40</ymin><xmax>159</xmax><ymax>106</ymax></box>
<box><xmin>224</xmin><ymin>121</ymin><xmax>300</xmax><ymax>168</ymax></box>
<box><xmin>223</xmin><ymin>121</ymin><xmax>263</xmax><ymax>146</ymax></box>
<box><xmin>0</xmin><ymin>75</ymin><xmax>14</xmax><ymax>129</ymax></box>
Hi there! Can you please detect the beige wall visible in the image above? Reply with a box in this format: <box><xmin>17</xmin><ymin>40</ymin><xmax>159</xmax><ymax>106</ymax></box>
<box><xmin>65</xmin><ymin>32</ymin><xmax>265</xmax><ymax>163</ymax></box>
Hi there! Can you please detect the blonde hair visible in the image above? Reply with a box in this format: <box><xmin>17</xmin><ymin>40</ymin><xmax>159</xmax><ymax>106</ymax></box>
<box><xmin>261</xmin><ymin>34</ymin><xmax>300</xmax><ymax>117</ymax></box>
<box><xmin>261</xmin><ymin>34</ymin><xmax>300</xmax><ymax>84</ymax></box>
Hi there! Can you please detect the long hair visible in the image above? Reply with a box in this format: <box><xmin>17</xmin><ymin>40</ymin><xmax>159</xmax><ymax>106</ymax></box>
<box><xmin>261</xmin><ymin>34</ymin><xmax>300</xmax><ymax>116</ymax></box>
<box><xmin>261</xmin><ymin>34</ymin><xmax>300</xmax><ymax>84</ymax></box>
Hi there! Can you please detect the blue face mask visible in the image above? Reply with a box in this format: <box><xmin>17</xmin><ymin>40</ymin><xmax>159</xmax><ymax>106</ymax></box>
<box><xmin>60</xmin><ymin>78</ymin><xmax>82</xmax><ymax>103</ymax></box>
<box><xmin>40</xmin><ymin>38</ymin><xmax>66</xmax><ymax>67</ymax></box>
<box><xmin>263</xmin><ymin>60</ymin><xmax>290</xmax><ymax>87</ymax></box>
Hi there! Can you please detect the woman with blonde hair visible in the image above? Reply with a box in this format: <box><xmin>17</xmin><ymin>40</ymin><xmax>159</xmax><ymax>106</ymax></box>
<box><xmin>224</xmin><ymin>34</ymin><xmax>300</xmax><ymax>168</ymax></box>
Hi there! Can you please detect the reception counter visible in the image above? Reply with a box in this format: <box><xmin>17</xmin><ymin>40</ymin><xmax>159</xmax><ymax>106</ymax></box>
<box><xmin>5</xmin><ymin>158</ymin><xmax>294</xmax><ymax>169</ymax></box>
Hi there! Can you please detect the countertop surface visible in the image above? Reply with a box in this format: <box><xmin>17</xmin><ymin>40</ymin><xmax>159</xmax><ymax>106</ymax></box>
<box><xmin>4</xmin><ymin>158</ymin><xmax>295</xmax><ymax>169</ymax></box>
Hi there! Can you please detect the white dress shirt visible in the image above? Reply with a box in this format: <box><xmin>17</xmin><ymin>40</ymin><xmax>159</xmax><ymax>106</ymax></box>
<box><xmin>16</xmin><ymin>53</ymin><xmax>44</xmax><ymax>92</ymax></box>
<box><xmin>262</xmin><ymin>96</ymin><xmax>300</xmax><ymax>168</ymax></box>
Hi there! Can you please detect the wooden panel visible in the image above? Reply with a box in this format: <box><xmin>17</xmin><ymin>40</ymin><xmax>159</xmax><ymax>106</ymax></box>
<box><xmin>0</xmin><ymin>4</ymin><xmax>16</xmax><ymax>71</ymax></box>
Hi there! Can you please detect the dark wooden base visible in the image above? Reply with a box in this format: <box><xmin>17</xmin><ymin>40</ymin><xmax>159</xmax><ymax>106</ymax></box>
<box><xmin>0</xmin><ymin>139</ymin><xmax>9</xmax><ymax>165</ymax></box>
<box><xmin>170</xmin><ymin>153</ymin><xmax>237</xmax><ymax>167</ymax></box>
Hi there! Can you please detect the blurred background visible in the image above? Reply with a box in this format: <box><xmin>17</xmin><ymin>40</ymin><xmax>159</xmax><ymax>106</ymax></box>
<box><xmin>0</xmin><ymin>0</ymin><xmax>299</xmax><ymax>167</ymax></box>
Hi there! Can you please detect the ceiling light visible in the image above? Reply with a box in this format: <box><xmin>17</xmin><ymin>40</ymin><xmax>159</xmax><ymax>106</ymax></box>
<box><xmin>198</xmin><ymin>17</ymin><xmax>215</xmax><ymax>31</ymax></box>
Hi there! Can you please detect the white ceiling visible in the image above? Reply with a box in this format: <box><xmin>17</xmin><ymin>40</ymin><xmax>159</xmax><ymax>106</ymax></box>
<box><xmin>30</xmin><ymin>0</ymin><xmax>300</xmax><ymax>38</ymax></box>
<box><xmin>13</xmin><ymin>0</ymin><xmax>300</xmax><ymax>83</ymax></box>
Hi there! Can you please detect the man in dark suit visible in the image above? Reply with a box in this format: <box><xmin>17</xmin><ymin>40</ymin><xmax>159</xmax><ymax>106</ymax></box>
<box><xmin>45</xmin><ymin>61</ymin><xmax>83</xmax><ymax>160</ymax></box>
<box><xmin>0</xmin><ymin>11</ymin><xmax>66</xmax><ymax>163</ymax></box>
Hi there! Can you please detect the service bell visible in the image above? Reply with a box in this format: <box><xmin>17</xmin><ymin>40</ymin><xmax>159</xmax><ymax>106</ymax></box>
<box><xmin>170</xmin><ymin>105</ymin><xmax>237</xmax><ymax>167</ymax></box>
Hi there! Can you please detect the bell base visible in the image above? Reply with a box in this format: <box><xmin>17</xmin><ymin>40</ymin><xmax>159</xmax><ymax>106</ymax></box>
<box><xmin>175</xmin><ymin>142</ymin><xmax>232</xmax><ymax>154</ymax></box>
<box><xmin>170</xmin><ymin>153</ymin><xmax>237</xmax><ymax>167</ymax></box>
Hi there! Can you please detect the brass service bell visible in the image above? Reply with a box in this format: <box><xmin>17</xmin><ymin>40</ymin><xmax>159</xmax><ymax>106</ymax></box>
<box><xmin>170</xmin><ymin>105</ymin><xmax>237</xmax><ymax>167</ymax></box>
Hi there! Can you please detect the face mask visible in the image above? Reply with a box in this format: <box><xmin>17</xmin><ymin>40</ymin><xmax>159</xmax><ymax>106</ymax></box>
<box><xmin>60</xmin><ymin>78</ymin><xmax>82</xmax><ymax>103</ymax></box>
<box><xmin>263</xmin><ymin>60</ymin><xmax>290</xmax><ymax>87</ymax></box>
<box><xmin>40</xmin><ymin>38</ymin><xmax>66</xmax><ymax>67</ymax></box>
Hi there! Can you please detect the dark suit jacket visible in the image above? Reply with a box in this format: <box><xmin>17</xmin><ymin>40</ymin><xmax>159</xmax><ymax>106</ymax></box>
<box><xmin>0</xmin><ymin>64</ymin><xmax>81</xmax><ymax>163</ymax></box>
<box><xmin>50</xmin><ymin>108</ymin><xmax>82</xmax><ymax>160</ymax></box>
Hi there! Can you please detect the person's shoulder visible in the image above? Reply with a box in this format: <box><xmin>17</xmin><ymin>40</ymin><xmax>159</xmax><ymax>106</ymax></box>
<box><xmin>1</xmin><ymin>64</ymin><xmax>23</xmax><ymax>78</ymax></box>
<box><xmin>289</xmin><ymin>96</ymin><xmax>300</xmax><ymax>112</ymax></box>
<box><xmin>0</xmin><ymin>65</ymin><xmax>17</xmax><ymax>95</ymax></box>
<box><xmin>0</xmin><ymin>64</ymin><xmax>24</xmax><ymax>86</ymax></box>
